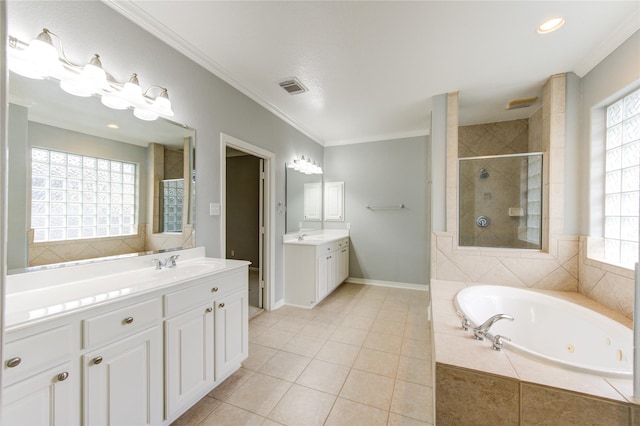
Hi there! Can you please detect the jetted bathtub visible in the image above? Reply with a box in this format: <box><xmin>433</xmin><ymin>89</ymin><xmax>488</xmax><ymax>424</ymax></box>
<box><xmin>454</xmin><ymin>285</ymin><xmax>633</xmax><ymax>377</ymax></box>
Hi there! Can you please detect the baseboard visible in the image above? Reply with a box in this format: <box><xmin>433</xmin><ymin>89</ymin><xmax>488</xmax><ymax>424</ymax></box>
<box><xmin>271</xmin><ymin>298</ymin><xmax>285</xmax><ymax>310</ymax></box>
<box><xmin>345</xmin><ymin>277</ymin><xmax>428</xmax><ymax>291</ymax></box>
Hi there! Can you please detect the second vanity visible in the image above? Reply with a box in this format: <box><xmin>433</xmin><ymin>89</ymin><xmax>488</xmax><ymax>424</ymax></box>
<box><xmin>284</xmin><ymin>230</ymin><xmax>350</xmax><ymax>308</ymax></box>
<box><xmin>2</xmin><ymin>247</ymin><xmax>249</xmax><ymax>425</ymax></box>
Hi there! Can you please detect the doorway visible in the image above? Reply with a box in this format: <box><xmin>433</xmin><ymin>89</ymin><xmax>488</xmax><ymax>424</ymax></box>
<box><xmin>220</xmin><ymin>134</ymin><xmax>274</xmax><ymax>316</ymax></box>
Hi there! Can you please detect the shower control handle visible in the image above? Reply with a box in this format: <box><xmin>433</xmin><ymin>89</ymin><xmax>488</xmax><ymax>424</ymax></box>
<box><xmin>476</xmin><ymin>216</ymin><xmax>490</xmax><ymax>228</ymax></box>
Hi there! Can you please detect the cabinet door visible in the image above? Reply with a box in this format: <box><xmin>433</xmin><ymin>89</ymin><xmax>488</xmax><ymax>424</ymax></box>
<box><xmin>303</xmin><ymin>182</ymin><xmax>322</xmax><ymax>221</ymax></box>
<box><xmin>317</xmin><ymin>254</ymin><xmax>329</xmax><ymax>300</ymax></box>
<box><xmin>83</xmin><ymin>327</ymin><xmax>162</xmax><ymax>426</ymax></box>
<box><xmin>2</xmin><ymin>363</ymin><xmax>75</xmax><ymax>425</ymax></box>
<box><xmin>165</xmin><ymin>303</ymin><xmax>214</xmax><ymax>420</ymax></box>
<box><xmin>214</xmin><ymin>290</ymin><xmax>248</xmax><ymax>381</ymax></box>
<box><xmin>324</xmin><ymin>181</ymin><xmax>344</xmax><ymax>221</ymax></box>
<box><xmin>338</xmin><ymin>247</ymin><xmax>349</xmax><ymax>284</ymax></box>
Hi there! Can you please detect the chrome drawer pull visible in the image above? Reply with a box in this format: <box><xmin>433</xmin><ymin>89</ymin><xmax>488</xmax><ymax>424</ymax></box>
<box><xmin>6</xmin><ymin>357</ymin><xmax>21</xmax><ymax>368</ymax></box>
<box><xmin>57</xmin><ymin>372</ymin><xmax>69</xmax><ymax>381</ymax></box>
<box><xmin>211</xmin><ymin>287</ymin><xmax>219</xmax><ymax>292</ymax></box>
<box><xmin>93</xmin><ymin>356</ymin><xmax>103</xmax><ymax>365</ymax></box>
<box><xmin>124</xmin><ymin>317</ymin><xmax>134</xmax><ymax>324</ymax></box>
<box><xmin>218</xmin><ymin>303</ymin><xmax>225</xmax><ymax>308</ymax></box>
<box><xmin>205</xmin><ymin>307</ymin><xmax>213</xmax><ymax>313</ymax></box>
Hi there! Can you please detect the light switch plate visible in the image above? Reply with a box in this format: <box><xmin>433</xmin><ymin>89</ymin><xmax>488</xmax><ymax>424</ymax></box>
<box><xmin>209</xmin><ymin>203</ymin><xmax>220</xmax><ymax>216</ymax></box>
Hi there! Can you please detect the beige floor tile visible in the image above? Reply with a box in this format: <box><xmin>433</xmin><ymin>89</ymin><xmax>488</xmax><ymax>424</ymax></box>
<box><xmin>225</xmin><ymin>372</ymin><xmax>291</xmax><ymax>416</ymax></box>
<box><xmin>324</xmin><ymin>398</ymin><xmax>389</xmax><ymax>426</ymax></box>
<box><xmin>268</xmin><ymin>384</ymin><xmax>336</xmax><ymax>425</ymax></box>
<box><xmin>387</xmin><ymin>412</ymin><xmax>433</xmax><ymax>425</ymax></box>
<box><xmin>403</xmin><ymin>322</ymin><xmax>431</xmax><ymax>341</ymax></box>
<box><xmin>406</xmin><ymin>311</ymin><xmax>430</xmax><ymax>325</ymax></box>
<box><xmin>272</xmin><ymin>316</ymin><xmax>310</xmax><ymax>333</ymax></box>
<box><xmin>261</xmin><ymin>420</ymin><xmax>285</xmax><ymax>426</ymax></box>
<box><xmin>258</xmin><ymin>350</ymin><xmax>311</xmax><ymax>382</ymax></box>
<box><xmin>330</xmin><ymin>325</ymin><xmax>368</xmax><ymax>346</ymax></box>
<box><xmin>341</xmin><ymin>313</ymin><xmax>376</xmax><ymax>330</ymax></box>
<box><xmin>283</xmin><ymin>307</ymin><xmax>320</xmax><ymax>321</ymax></box>
<box><xmin>364</xmin><ymin>331</ymin><xmax>404</xmax><ymax>354</ymax></box>
<box><xmin>280</xmin><ymin>333</ymin><xmax>325</xmax><ymax>357</ymax></box>
<box><xmin>249</xmin><ymin>323</ymin><xmax>269</xmax><ymax>342</ymax></box>
<box><xmin>396</xmin><ymin>356</ymin><xmax>432</xmax><ymax>386</ymax></box>
<box><xmin>390</xmin><ymin>380</ymin><xmax>433</xmax><ymax>423</ymax></box>
<box><xmin>296</xmin><ymin>359</ymin><xmax>350</xmax><ymax>395</ymax></box>
<box><xmin>242</xmin><ymin>343</ymin><xmax>277</xmax><ymax>371</ymax></box>
<box><xmin>298</xmin><ymin>320</ymin><xmax>337</xmax><ymax>339</ymax></box>
<box><xmin>382</xmin><ymin>300</ymin><xmax>410</xmax><ymax>313</ymax></box>
<box><xmin>316</xmin><ymin>340</ymin><xmax>361</xmax><ymax>367</ymax></box>
<box><xmin>170</xmin><ymin>396</ymin><xmax>221</xmax><ymax>426</ymax></box>
<box><xmin>400</xmin><ymin>337</ymin><xmax>430</xmax><ymax>360</ymax></box>
<box><xmin>208</xmin><ymin>367</ymin><xmax>253</xmax><ymax>400</ymax></box>
<box><xmin>251</xmin><ymin>327</ymin><xmax>295</xmax><ymax>349</ymax></box>
<box><xmin>340</xmin><ymin>369</ymin><xmax>395</xmax><ymax>410</ymax></box>
<box><xmin>353</xmin><ymin>348</ymin><xmax>400</xmax><ymax>378</ymax></box>
<box><xmin>199</xmin><ymin>402</ymin><xmax>265</xmax><ymax>425</ymax></box>
<box><xmin>377</xmin><ymin>309</ymin><xmax>409</xmax><ymax>323</ymax></box>
<box><xmin>250</xmin><ymin>311</ymin><xmax>287</xmax><ymax>327</ymax></box>
<box><xmin>370</xmin><ymin>318</ymin><xmax>406</xmax><ymax>337</ymax></box>
<box><xmin>313</xmin><ymin>310</ymin><xmax>348</xmax><ymax>325</ymax></box>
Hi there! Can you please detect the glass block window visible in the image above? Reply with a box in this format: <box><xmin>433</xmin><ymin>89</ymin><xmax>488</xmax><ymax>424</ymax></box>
<box><xmin>160</xmin><ymin>178</ymin><xmax>184</xmax><ymax>233</ymax></box>
<box><xmin>604</xmin><ymin>88</ymin><xmax>640</xmax><ymax>266</ymax></box>
<box><xmin>31</xmin><ymin>148</ymin><xmax>137</xmax><ymax>242</ymax></box>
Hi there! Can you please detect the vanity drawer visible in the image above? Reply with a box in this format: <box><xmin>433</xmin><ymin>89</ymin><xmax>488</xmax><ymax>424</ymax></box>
<box><xmin>164</xmin><ymin>271</ymin><xmax>246</xmax><ymax>317</ymax></box>
<box><xmin>82</xmin><ymin>298</ymin><xmax>162</xmax><ymax>349</ymax></box>
<box><xmin>3</xmin><ymin>325</ymin><xmax>72</xmax><ymax>384</ymax></box>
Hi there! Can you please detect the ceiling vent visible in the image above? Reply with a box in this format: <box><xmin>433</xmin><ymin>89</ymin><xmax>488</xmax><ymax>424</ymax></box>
<box><xmin>505</xmin><ymin>97</ymin><xmax>538</xmax><ymax>110</ymax></box>
<box><xmin>279</xmin><ymin>78</ymin><xmax>308</xmax><ymax>95</ymax></box>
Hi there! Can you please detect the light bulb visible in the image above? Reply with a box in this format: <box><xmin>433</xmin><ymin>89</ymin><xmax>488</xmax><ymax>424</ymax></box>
<box><xmin>60</xmin><ymin>54</ymin><xmax>107</xmax><ymax>97</ymax></box>
<box><xmin>150</xmin><ymin>89</ymin><xmax>174</xmax><ymax>116</ymax></box>
<box><xmin>134</xmin><ymin>107</ymin><xmax>159</xmax><ymax>121</ymax></box>
<box><xmin>122</xmin><ymin>73</ymin><xmax>145</xmax><ymax>105</ymax></box>
<box><xmin>10</xmin><ymin>29</ymin><xmax>62</xmax><ymax>79</ymax></box>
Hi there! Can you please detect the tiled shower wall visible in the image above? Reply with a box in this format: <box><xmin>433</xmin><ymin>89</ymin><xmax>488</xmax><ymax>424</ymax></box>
<box><xmin>434</xmin><ymin>74</ymin><xmax>635</xmax><ymax>320</ymax></box>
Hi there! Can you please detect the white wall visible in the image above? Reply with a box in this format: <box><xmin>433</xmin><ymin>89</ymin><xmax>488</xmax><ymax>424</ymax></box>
<box><xmin>7</xmin><ymin>0</ymin><xmax>323</xmax><ymax>302</ymax></box>
<box><xmin>324</xmin><ymin>136</ymin><xmax>429</xmax><ymax>285</ymax></box>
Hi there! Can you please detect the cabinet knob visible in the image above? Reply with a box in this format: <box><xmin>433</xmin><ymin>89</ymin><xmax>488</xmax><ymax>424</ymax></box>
<box><xmin>205</xmin><ymin>307</ymin><xmax>213</xmax><ymax>313</ymax></box>
<box><xmin>6</xmin><ymin>357</ymin><xmax>21</xmax><ymax>368</ymax></box>
<box><xmin>123</xmin><ymin>317</ymin><xmax>134</xmax><ymax>325</ymax></box>
<box><xmin>93</xmin><ymin>356</ymin><xmax>103</xmax><ymax>365</ymax></box>
<box><xmin>211</xmin><ymin>287</ymin><xmax>219</xmax><ymax>293</ymax></box>
<box><xmin>57</xmin><ymin>372</ymin><xmax>69</xmax><ymax>381</ymax></box>
<box><xmin>218</xmin><ymin>303</ymin><xmax>225</xmax><ymax>308</ymax></box>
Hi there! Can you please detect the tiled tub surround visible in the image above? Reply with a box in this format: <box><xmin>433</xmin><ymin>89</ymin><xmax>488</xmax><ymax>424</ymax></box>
<box><xmin>432</xmin><ymin>280</ymin><xmax>640</xmax><ymax>425</ymax></box>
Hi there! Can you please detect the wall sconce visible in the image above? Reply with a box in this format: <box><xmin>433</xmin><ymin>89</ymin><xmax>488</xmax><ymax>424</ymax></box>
<box><xmin>8</xmin><ymin>28</ymin><xmax>174</xmax><ymax>121</ymax></box>
<box><xmin>287</xmin><ymin>155</ymin><xmax>323</xmax><ymax>175</ymax></box>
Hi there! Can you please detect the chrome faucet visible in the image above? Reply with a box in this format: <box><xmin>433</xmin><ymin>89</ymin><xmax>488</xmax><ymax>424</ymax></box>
<box><xmin>152</xmin><ymin>254</ymin><xmax>180</xmax><ymax>270</ymax></box>
<box><xmin>491</xmin><ymin>334</ymin><xmax>511</xmax><ymax>351</ymax></box>
<box><xmin>297</xmin><ymin>233</ymin><xmax>308</xmax><ymax>241</ymax></box>
<box><xmin>473</xmin><ymin>314</ymin><xmax>514</xmax><ymax>340</ymax></box>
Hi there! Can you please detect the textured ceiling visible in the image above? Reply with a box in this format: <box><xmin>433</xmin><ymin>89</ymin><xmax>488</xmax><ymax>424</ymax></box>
<box><xmin>105</xmin><ymin>1</ymin><xmax>640</xmax><ymax>146</ymax></box>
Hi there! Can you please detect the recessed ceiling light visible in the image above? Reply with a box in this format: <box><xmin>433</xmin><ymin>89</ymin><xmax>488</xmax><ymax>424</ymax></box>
<box><xmin>538</xmin><ymin>17</ymin><xmax>565</xmax><ymax>34</ymax></box>
<box><xmin>107</xmin><ymin>123</ymin><xmax>120</xmax><ymax>129</ymax></box>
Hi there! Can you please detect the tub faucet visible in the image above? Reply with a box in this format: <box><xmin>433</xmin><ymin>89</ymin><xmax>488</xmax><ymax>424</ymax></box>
<box><xmin>491</xmin><ymin>335</ymin><xmax>511</xmax><ymax>351</ymax></box>
<box><xmin>473</xmin><ymin>314</ymin><xmax>514</xmax><ymax>340</ymax></box>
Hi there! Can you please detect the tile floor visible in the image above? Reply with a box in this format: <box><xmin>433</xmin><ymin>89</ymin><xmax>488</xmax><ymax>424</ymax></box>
<box><xmin>172</xmin><ymin>282</ymin><xmax>434</xmax><ymax>426</ymax></box>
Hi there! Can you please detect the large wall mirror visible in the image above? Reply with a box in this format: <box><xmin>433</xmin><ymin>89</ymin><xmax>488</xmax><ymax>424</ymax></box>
<box><xmin>7</xmin><ymin>69</ymin><xmax>196</xmax><ymax>273</ymax></box>
<box><xmin>285</xmin><ymin>166</ymin><xmax>323</xmax><ymax>234</ymax></box>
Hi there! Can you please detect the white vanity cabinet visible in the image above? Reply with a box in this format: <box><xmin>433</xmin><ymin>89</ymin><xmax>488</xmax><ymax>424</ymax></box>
<box><xmin>2</xmin><ymin>323</ymin><xmax>78</xmax><ymax>425</ymax></box>
<box><xmin>83</xmin><ymin>326</ymin><xmax>163</xmax><ymax>425</ymax></box>
<box><xmin>285</xmin><ymin>237</ymin><xmax>349</xmax><ymax>308</ymax></box>
<box><xmin>163</xmin><ymin>269</ymin><xmax>247</xmax><ymax>421</ymax></box>
<box><xmin>214</xmin><ymin>288</ymin><xmax>248</xmax><ymax>379</ymax></box>
<box><xmin>2</xmin><ymin>253</ymin><xmax>249</xmax><ymax>426</ymax></box>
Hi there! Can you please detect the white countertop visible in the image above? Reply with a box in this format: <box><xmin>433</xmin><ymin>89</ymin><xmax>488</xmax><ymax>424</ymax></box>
<box><xmin>283</xmin><ymin>229</ymin><xmax>349</xmax><ymax>246</ymax></box>
<box><xmin>5</xmin><ymin>247</ymin><xmax>250</xmax><ymax>330</ymax></box>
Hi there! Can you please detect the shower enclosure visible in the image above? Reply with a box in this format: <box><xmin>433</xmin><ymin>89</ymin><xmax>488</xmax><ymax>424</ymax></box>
<box><xmin>459</xmin><ymin>153</ymin><xmax>543</xmax><ymax>249</ymax></box>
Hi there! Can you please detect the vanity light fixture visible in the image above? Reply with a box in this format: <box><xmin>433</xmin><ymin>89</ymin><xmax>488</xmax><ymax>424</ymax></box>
<box><xmin>287</xmin><ymin>155</ymin><xmax>323</xmax><ymax>175</ymax></box>
<box><xmin>537</xmin><ymin>17</ymin><xmax>565</xmax><ymax>34</ymax></box>
<box><xmin>8</xmin><ymin>28</ymin><xmax>175</xmax><ymax>121</ymax></box>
